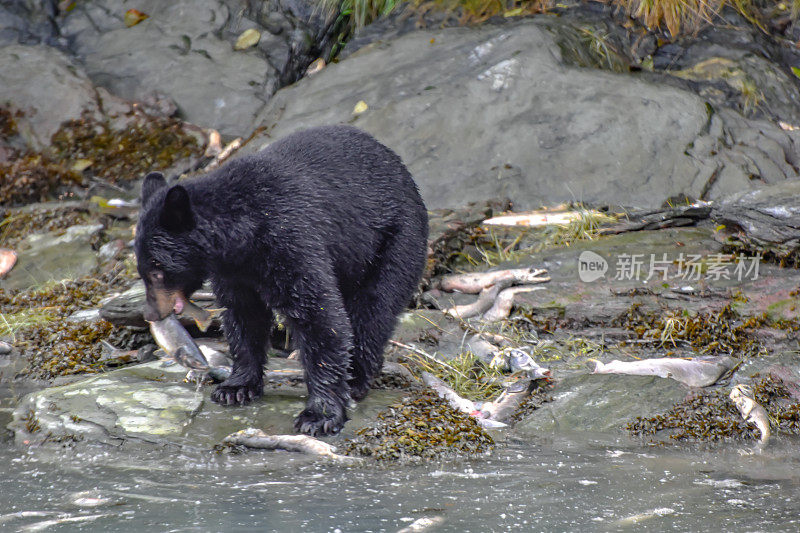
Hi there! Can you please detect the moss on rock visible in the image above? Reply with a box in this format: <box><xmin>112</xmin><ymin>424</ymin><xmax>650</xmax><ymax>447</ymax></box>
<box><xmin>1</xmin><ymin>269</ymin><xmax>147</xmax><ymax>379</ymax></box>
<box><xmin>51</xmin><ymin>110</ymin><xmax>201</xmax><ymax>184</ymax></box>
<box><xmin>627</xmin><ymin>376</ymin><xmax>800</xmax><ymax>442</ymax></box>
<box><xmin>0</xmin><ymin>206</ymin><xmax>92</xmax><ymax>248</ymax></box>
<box><xmin>343</xmin><ymin>391</ymin><xmax>494</xmax><ymax>462</ymax></box>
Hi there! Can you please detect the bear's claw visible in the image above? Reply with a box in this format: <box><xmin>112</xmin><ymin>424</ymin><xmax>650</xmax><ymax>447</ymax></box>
<box><xmin>211</xmin><ymin>382</ymin><xmax>262</xmax><ymax>405</ymax></box>
<box><xmin>294</xmin><ymin>405</ymin><xmax>346</xmax><ymax>437</ymax></box>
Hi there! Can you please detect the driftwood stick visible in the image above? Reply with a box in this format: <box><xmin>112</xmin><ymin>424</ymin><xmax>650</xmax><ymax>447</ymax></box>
<box><xmin>222</xmin><ymin>428</ymin><xmax>360</xmax><ymax>463</ymax></box>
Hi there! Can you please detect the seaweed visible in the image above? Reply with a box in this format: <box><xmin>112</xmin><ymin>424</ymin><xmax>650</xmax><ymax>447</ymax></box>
<box><xmin>0</xmin><ymin>206</ymin><xmax>91</xmax><ymax>248</ymax></box>
<box><xmin>1</xmin><ymin>268</ymin><xmax>146</xmax><ymax>378</ymax></box>
<box><xmin>615</xmin><ymin>303</ymin><xmax>768</xmax><ymax>358</ymax></box>
<box><xmin>51</xmin><ymin>109</ymin><xmax>201</xmax><ymax>184</ymax></box>
<box><xmin>343</xmin><ymin>391</ymin><xmax>494</xmax><ymax>462</ymax></box>
<box><xmin>627</xmin><ymin>376</ymin><xmax>800</xmax><ymax>441</ymax></box>
<box><xmin>0</xmin><ymin>153</ymin><xmax>82</xmax><ymax>206</ymax></box>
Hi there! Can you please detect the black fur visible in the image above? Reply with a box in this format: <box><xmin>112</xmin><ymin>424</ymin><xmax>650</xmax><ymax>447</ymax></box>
<box><xmin>135</xmin><ymin>125</ymin><xmax>429</xmax><ymax>436</ymax></box>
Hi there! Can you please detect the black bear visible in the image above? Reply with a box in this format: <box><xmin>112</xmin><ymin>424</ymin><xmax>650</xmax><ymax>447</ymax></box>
<box><xmin>135</xmin><ymin>125</ymin><xmax>428</xmax><ymax>436</ymax></box>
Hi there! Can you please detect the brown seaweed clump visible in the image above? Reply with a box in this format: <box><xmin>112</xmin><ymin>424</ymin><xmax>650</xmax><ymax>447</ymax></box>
<box><xmin>616</xmin><ymin>303</ymin><xmax>767</xmax><ymax>358</ymax></box>
<box><xmin>51</xmin><ymin>110</ymin><xmax>201</xmax><ymax>184</ymax></box>
<box><xmin>0</xmin><ymin>269</ymin><xmax>130</xmax><ymax>316</ymax></box>
<box><xmin>22</xmin><ymin>319</ymin><xmax>116</xmax><ymax>379</ymax></box>
<box><xmin>1</xmin><ymin>271</ymin><xmax>147</xmax><ymax>378</ymax></box>
<box><xmin>721</xmin><ymin>237</ymin><xmax>800</xmax><ymax>269</ymax></box>
<box><xmin>0</xmin><ymin>206</ymin><xmax>91</xmax><ymax>248</ymax></box>
<box><xmin>17</xmin><ymin>319</ymin><xmax>150</xmax><ymax>380</ymax></box>
<box><xmin>0</xmin><ymin>106</ymin><xmax>22</xmax><ymax>138</ymax></box>
<box><xmin>0</xmin><ymin>106</ymin><xmax>84</xmax><ymax>206</ymax></box>
<box><xmin>627</xmin><ymin>376</ymin><xmax>800</xmax><ymax>442</ymax></box>
<box><xmin>343</xmin><ymin>391</ymin><xmax>494</xmax><ymax>462</ymax></box>
<box><xmin>0</xmin><ymin>153</ymin><xmax>82</xmax><ymax>206</ymax></box>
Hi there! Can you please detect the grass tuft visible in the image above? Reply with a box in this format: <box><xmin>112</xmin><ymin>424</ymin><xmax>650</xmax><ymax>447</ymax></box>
<box><xmin>402</xmin><ymin>349</ymin><xmax>506</xmax><ymax>400</ymax></box>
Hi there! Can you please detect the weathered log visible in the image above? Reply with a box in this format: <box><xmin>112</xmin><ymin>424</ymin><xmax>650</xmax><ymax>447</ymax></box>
<box><xmin>222</xmin><ymin>428</ymin><xmax>360</xmax><ymax>462</ymax></box>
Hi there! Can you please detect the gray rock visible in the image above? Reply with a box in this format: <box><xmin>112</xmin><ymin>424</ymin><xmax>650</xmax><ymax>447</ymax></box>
<box><xmin>712</xmin><ymin>179</ymin><xmax>800</xmax><ymax>249</ymax></box>
<box><xmin>243</xmin><ymin>20</ymin><xmax>800</xmax><ymax>210</ymax></box>
<box><xmin>8</xmin><ymin>358</ymin><xmax>405</xmax><ymax>447</ymax></box>
<box><xmin>59</xmin><ymin>0</ymin><xmax>278</xmax><ymax>136</ymax></box>
<box><xmin>0</xmin><ymin>45</ymin><xmax>117</xmax><ymax>151</ymax></box>
<box><xmin>2</xmin><ymin>224</ymin><xmax>103</xmax><ymax>291</ymax></box>
<box><xmin>515</xmin><ymin>371</ymin><xmax>688</xmax><ymax>435</ymax></box>
<box><xmin>45</xmin><ymin>0</ymin><xmax>345</xmax><ymax>134</ymax></box>
<box><xmin>0</xmin><ymin>0</ymin><xmax>61</xmax><ymax>47</ymax></box>
<box><xmin>10</xmin><ymin>362</ymin><xmax>203</xmax><ymax>445</ymax></box>
<box><xmin>235</xmin><ymin>0</ymin><xmax>343</xmax><ymax>87</ymax></box>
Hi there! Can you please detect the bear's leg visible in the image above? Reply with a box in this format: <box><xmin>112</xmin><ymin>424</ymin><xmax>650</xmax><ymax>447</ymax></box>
<box><xmin>346</xmin><ymin>232</ymin><xmax>426</xmax><ymax>401</ymax></box>
<box><xmin>287</xmin><ymin>281</ymin><xmax>354</xmax><ymax>436</ymax></box>
<box><xmin>210</xmin><ymin>290</ymin><xmax>271</xmax><ymax>406</ymax></box>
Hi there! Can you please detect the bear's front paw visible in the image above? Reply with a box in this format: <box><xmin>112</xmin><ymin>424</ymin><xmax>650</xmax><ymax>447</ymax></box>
<box><xmin>211</xmin><ymin>381</ymin><xmax>262</xmax><ymax>406</ymax></box>
<box><xmin>294</xmin><ymin>402</ymin><xmax>347</xmax><ymax>437</ymax></box>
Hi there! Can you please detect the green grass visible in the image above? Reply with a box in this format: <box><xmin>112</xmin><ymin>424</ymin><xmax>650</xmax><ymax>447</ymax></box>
<box><xmin>316</xmin><ymin>0</ymin><xmax>798</xmax><ymax>42</ymax></box>
<box><xmin>541</xmin><ymin>206</ymin><xmax>616</xmax><ymax>249</ymax></box>
<box><xmin>0</xmin><ymin>309</ymin><xmax>55</xmax><ymax>342</ymax></box>
<box><xmin>319</xmin><ymin>0</ymin><xmax>401</xmax><ymax>32</ymax></box>
<box><xmin>402</xmin><ymin>349</ymin><xmax>506</xmax><ymax>401</ymax></box>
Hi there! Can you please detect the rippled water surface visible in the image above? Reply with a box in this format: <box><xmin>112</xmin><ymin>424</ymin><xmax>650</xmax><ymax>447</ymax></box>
<box><xmin>2</xmin><ymin>427</ymin><xmax>800</xmax><ymax>532</ymax></box>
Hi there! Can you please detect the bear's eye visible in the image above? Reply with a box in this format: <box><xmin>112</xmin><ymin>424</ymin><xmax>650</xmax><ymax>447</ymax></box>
<box><xmin>149</xmin><ymin>270</ymin><xmax>165</xmax><ymax>283</ymax></box>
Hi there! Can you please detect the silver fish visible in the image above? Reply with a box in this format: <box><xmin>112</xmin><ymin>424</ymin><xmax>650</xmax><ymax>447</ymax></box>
<box><xmin>730</xmin><ymin>384</ymin><xmax>770</xmax><ymax>444</ymax></box>
<box><xmin>421</xmin><ymin>372</ymin><xmax>515</xmax><ymax>428</ymax></box>
<box><xmin>198</xmin><ymin>345</ymin><xmax>232</xmax><ymax>382</ymax></box>
<box><xmin>591</xmin><ymin>356</ymin><xmax>734</xmax><ymax>387</ymax></box>
<box><xmin>478</xmin><ymin>377</ymin><xmax>535</xmax><ymax>423</ymax></box>
<box><xmin>148</xmin><ymin>315</ymin><xmax>209</xmax><ymax>369</ymax></box>
<box><xmin>491</xmin><ymin>348</ymin><xmax>551</xmax><ymax>380</ymax></box>
<box><xmin>397</xmin><ymin>516</ymin><xmax>446</xmax><ymax>533</ymax></box>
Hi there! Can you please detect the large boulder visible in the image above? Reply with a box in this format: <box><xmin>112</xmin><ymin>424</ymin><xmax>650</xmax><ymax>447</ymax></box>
<box><xmin>243</xmin><ymin>20</ymin><xmax>800</xmax><ymax>210</ymax></box>
<box><xmin>58</xmin><ymin>0</ymin><xmax>340</xmax><ymax>136</ymax></box>
<box><xmin>2</xmin><ymin>223</ymin><xmax>104</xmax><ymax>290</ymax></box>
<box><xmin>0</xmin><ymin>44</ymin><xmax>124</xmax><ymax>151</ymax></box>
<box><xmin>0</xmin><ymin>0</ymin><xmax>61</xmax><ymax>47</ymax></box>
<box><xmin>59</xmin><ymin>0</ymin><xmax>269</xmax><ymax>136</ymax></box>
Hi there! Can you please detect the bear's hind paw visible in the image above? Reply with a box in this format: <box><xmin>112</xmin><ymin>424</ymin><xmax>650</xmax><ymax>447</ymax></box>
<box><xmin>211</xmin><ymin>382</ymin><xmax>262</xmax><ymax>406</ymax></box>
<box><xmin>294</xmin><ymin>405</ymin><xmax>346</xmax><ymax>437</ymax></box>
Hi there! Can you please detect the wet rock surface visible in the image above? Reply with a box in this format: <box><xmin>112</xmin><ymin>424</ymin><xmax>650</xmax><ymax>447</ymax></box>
<box><xmin>242</xmin><ymin>19</ymin><xmax>800</xmax><ymax>210</ymax></box>
<box><xmin>1</xmin><ymin>0</ymin><xmax>800</xmax><ymax>475</ymax></box>
<box><xmin>0</xmin><ymin>0</ymin><xmax>344</xmax><ymax>137</ymax></box>
<box><xmin>0</xmin><ymin>44</ymin><xmax>121</xmax><ymax>152</ymax></box>
<box><xmin>713</xmin><ymin>179</ymin><xmax>800</xmax><ymax>266</ymax></box>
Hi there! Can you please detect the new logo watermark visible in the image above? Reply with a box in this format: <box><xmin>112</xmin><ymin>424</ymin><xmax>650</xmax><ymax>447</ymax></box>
<box><xmin>578</xmin><ymin>251</ymin><xmax>608</xmax><ymax>282</ymax></box>
<box><xmin>578</xmin><ymin>251</ymin><xmax>761</xmax><ymax>282</ymax></box>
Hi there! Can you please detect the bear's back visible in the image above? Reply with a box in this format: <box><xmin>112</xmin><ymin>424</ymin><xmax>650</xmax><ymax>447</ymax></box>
<box><xmin>250</xmin><ymin>125</ymin><xmax>425</xmax><ymax>227</ymax></box>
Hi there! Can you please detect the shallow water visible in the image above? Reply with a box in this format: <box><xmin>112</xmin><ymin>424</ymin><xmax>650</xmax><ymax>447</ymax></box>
<box><xmin>2</xmin><ymin>424</ymin><xmax>800</xmax><ymax>533</ymax></box>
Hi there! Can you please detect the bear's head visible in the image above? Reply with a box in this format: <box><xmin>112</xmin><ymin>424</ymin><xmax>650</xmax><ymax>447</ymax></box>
<box><xmin>135</xmin><ymin>172</ymin><xmax>205</xmax><ymax>322</ymax></box>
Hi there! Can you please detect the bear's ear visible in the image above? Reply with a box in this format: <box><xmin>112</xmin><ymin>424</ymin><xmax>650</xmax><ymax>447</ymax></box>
<box><xmin>159</xmin><ymin>185</ymin><xmax>195</xmax><ymax>233</ymax></box>
<box><xmin>141</xmin><ymin>172</ymin><xmax>167</xmax><ymax>204</ymax></box>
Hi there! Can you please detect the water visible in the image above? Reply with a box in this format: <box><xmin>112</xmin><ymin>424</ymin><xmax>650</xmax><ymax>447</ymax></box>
<box><xmin>2</xmin><ymin>430</ymin><xmax>800</xmax><ymax>532</ymax></box>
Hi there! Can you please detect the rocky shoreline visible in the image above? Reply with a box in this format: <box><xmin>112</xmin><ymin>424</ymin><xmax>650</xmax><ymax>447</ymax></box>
<box><xmin>2</xmin><ymin>0</ymin><xmax>800</xmax><ymax>464</ymax></box>
<box><xmin>2</xmin><ymin>193</ymin><xmax>799</xmax><ymax>462</ymax></box>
